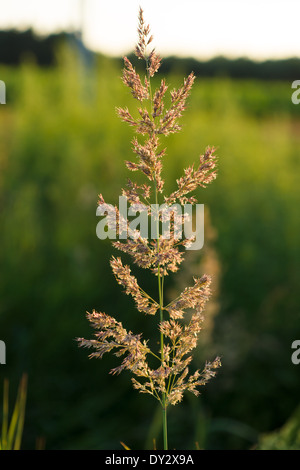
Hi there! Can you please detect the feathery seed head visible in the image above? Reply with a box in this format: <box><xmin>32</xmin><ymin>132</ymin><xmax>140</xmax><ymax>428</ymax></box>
<box><xmin>79</xmin><ymin>7</ymin><xmax>221</xmax><ymax>414</ymax></box>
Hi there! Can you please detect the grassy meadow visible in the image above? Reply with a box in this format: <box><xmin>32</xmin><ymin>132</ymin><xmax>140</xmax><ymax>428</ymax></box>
<box><xmin>0</xmin><ymin>46</ymin><xmax>300</xmax><ymax>449</ymax></box>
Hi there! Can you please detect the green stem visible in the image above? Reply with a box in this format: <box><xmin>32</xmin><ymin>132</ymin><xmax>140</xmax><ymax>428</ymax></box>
<box><xmin>146</xmin><ymin>50</ymin><xmax>168</xmax><ymax>450</ymax></box>
<box><xmin>154</xmin><ymin>180</ymin><xmax>168</xmax><ymax>450</ymax></box>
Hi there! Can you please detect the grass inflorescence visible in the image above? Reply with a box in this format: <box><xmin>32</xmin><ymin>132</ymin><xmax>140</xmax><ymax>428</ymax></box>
<box><xmin>77</xmin><ymin>7</ymin><xmax>221</xmax><ymax>450</ymax></box>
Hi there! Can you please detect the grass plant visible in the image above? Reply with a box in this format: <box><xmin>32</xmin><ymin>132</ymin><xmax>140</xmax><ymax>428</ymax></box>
<box><xmin>77</xmin><ymin>8</ymin><xmax>221</xmax><ymax>450</ymax></box>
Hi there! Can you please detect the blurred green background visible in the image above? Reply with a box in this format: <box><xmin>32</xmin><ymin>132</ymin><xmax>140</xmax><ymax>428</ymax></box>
<box><xmin>0</xmin><ymin>27</ymin><xmax>300</xmax><ymax>450</ymax></box>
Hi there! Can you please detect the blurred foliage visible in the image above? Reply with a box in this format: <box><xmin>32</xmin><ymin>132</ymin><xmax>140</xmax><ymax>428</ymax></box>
<box><xmin>256</xmin><ymin>405</ymin><xmax>300</xmax><ymax>450</ymax></box>
<box><xmin>1</xmin><ymin>28</ymin><xmax>300</xmax><ymax>82</ymax></box>
<box><xmin>0</xmin><ymin>374</ymin><xmax>27</xmax><ymax>450</ymax></box>
<box><xmin>0</xmin><ymin>29</ymin><xmax>67</xmax><ymax>66</ymax></box>
<box><xmin>0</xmin><ymin>43</ymin><xmax>300</xmax><ymax>449</ymax></box>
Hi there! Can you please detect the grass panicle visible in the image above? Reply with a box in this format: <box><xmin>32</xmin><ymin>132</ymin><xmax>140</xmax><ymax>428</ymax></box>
<box><xmin>77</xmin><ymin>7</ymin><xmax>221</xmax><ymax>450</ymax></box>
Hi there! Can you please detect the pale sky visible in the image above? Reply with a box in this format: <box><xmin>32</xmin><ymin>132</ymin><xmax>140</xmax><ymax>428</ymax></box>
<box><xmin>0</xmin><ymin>0</ymin><xmax>299</xmax><ymax>60</ymax></box>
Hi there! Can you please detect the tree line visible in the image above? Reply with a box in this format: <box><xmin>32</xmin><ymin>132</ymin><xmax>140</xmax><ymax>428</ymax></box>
<box><xmin>0</xmin><ymin>28</ymin><xmax>299</xmax><ymax>80</ymax></box>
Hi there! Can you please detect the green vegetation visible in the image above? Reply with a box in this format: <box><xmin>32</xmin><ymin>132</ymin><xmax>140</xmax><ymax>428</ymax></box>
<box><xmin>256</xmin><ymin>404</ymin><xmax>300</xmax><ymax>450</ymax></box>
<box><xmin>0</xmin><ymin>46</ymin><xmax>299</xmax><ymax>449</ymax></box>
<box><xmin>0</xmin><ymin>375</ymin><xmax>27</xmax><ymax>450</ymax></box>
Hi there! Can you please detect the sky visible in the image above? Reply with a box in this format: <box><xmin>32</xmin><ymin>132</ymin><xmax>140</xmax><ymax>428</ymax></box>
<box><xmin>0</xmin><ymin>0</ymin><xmax>299</xmax><ymax>61</ymax></box>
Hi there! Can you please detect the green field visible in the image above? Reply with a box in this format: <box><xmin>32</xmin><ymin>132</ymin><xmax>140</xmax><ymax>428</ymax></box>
<box><xmin>0</xmin><ymin>48</ymin><xmax>300</xmax><ymax>449</ymax></box>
